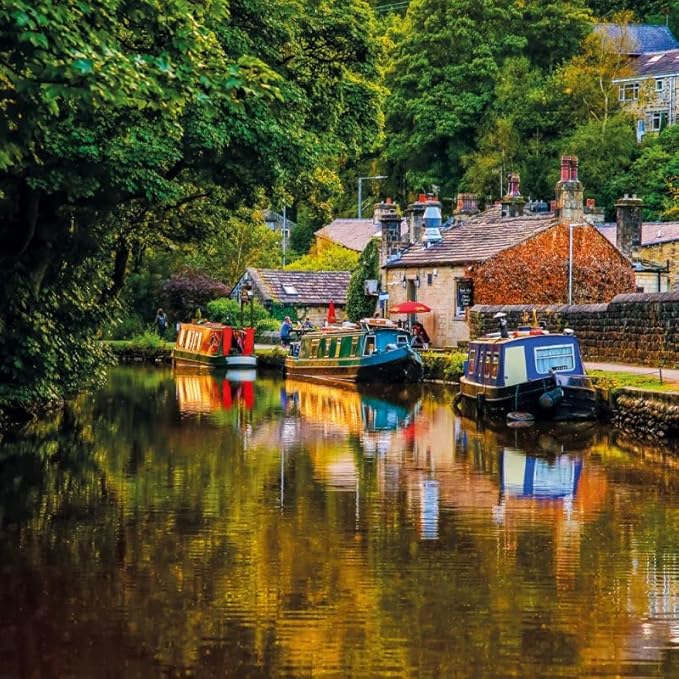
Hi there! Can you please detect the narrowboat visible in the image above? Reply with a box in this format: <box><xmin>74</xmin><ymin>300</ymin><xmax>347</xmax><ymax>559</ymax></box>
<box><xmin>457</xmin><ymin>321</ymin><xmax>596</xmax><ymax>421</ymax></box>
<box><xmin>284</xmin><ymin>318</ymin><xmax>423</xmax><ymax>384</ymax></box>
<box><xmin>173</xmin><ymin>322</ymin><xmax>257</xmax><ymax>370</ymax></box>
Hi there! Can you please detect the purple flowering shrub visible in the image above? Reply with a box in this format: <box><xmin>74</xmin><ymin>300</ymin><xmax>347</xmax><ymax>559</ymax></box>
<box><xmin>161</xmin><ymin>268</ymin><xmax>230</xmax><ymax>321</ymax></box>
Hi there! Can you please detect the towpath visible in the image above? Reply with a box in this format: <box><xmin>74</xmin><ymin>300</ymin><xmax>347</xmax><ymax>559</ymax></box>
<box><xmin>585</xmin><ymin>362</ymin><xmax>679</xmax><ymax>385</ymax></box>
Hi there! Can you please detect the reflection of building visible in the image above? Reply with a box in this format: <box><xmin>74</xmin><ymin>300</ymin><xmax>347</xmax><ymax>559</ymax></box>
<box><xmin>175</xmin><ymin>372</ymin><xmax>254</xmax><ymax>415</ymax></box>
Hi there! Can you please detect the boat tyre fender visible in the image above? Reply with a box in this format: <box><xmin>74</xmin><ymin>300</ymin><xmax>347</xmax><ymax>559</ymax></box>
<box><xmin>208</xmin><ymin>331</ymin><xmax>220</xmax><ymax>355</ymax></box>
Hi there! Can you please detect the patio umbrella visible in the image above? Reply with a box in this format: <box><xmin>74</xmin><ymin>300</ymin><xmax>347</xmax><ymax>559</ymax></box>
<box><xmin>327</xmin><ymin>299</ymin><xmax>337</xmax><ymax>324</ymax></box>
<box><xmin>388</xmin><ymin>301</ymin><xmax>432</xmax><ymax>314</ymax></box>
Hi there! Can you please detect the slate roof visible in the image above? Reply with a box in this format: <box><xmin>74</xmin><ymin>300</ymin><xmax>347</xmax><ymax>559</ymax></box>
<box><xmin>314</xmin><ymin>218</ymin><xmax>378</xmax><ymax>252</ymax></box>
<box><xmin>595</xmin><ymin>23</ymin><xmax>679</xmax><ymax>55</ymax></box>
<box><xmin>614</xmin><ymin>48</ymin><xmax>679</xmax><ymax>79</ymax></box>
<box><xmin>598</xmin><ymin>222</ymin><xmax>679</xmax><ymax>246</ymax></box>
<box><xmin>383</xmin><ymin>206</ymin><xmax>558</xmax><ymax>268</ymax></box>
<box><xmin>242</xmin><ymin>267</ymin><xmax>351</xmax><ymax>305</ymax></box>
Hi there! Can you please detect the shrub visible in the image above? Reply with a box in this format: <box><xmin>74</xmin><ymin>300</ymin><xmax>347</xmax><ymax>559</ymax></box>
<box><xmin>421</xmin><ymin>351</ymin><xmax>466</xmax><ymax>382</ymax></box>
<box><xmin>161</xmin><ymin>268</ymin><xmax>230</xmax><ymax>321</ymax></box>
<box><xmin>207</xmin><ymin>297</ymin><xmax>270</xmax><ymax>326</ymax></box>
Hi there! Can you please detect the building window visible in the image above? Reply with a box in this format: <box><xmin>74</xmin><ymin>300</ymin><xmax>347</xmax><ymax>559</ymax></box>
<box><xmin>656</xmin><ymin>79</ymin><xmax>664</xmax><ymax>92</ymax></box>
<box><xmin>455</xmin><ymin>278</ymin><xmax>473</xmax><ymax>318</ymax></box>
<box><xmin>427</xmin><ymin>272</ymin><xmax>433</xmax><ymax>286</ymax></box>
<box><xmin>649</xmin><ymin>111</ymin><xmax>667</xmax><ymax>131</ymax></box>
<box><xmin>619</xmin><ymin>83</ymin><xmax>639</xmax><ymax>101</ymax></box>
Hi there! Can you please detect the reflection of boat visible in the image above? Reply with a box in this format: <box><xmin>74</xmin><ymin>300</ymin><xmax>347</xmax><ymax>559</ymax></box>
<box><xmin>173</xmin><ymin>322</ymin><xmax>257</xmax><ymax>370</ymax></box>
<box><xmin>457</xmin><ymin>325</ymin><xmax>596</xmax><ymax>421</ymax></box>
<box><xmin>500</xmin><ymin>448</ymin><xmax>582</xmax><ymax>499</ymax></box>
<box><xmin>175</xmin><ymin>372</ymin><xmax>255</xmax><ymax>415</ymax></box>
<box><xmin>282</xmin><ymin>378</ymin><xmax>419</xmax><ymax>433</ymax></box>
<box><xmin>284</xmin><ymin>318</ymin><xmax>422</xmax><ymax>384</ymax></box>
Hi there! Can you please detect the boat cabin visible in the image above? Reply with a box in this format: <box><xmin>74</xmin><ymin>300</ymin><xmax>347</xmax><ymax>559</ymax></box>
<box><xmin>464</xmin><ymin>329</ymin><xmax>587</xmax><ymax>388</ymax></box>
<box><xmin>296</xmin><ymin>319</ymin><xmax>411</xmax><ymax>360</ymax></box>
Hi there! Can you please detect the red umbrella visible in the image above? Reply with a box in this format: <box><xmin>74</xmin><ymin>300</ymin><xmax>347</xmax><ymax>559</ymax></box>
<box><xmin>327</xmin><ymin>299</ymin><xmax>337</xmax><ymax>324</ymax></box>
<box><xmin>389</xmin><ymin>301</ymin><xmax>432</xmax><ymax>314</ymax></box>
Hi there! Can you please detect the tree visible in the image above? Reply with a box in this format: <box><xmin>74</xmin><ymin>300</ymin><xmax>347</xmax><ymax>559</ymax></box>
<box><xmin>285</xmin><ymin>243</ymin><xmax>359</xmax><ymax>271</ymax></box>
<box><xmin>0</xmin><ymin>0</ymin><xmax>384</xmax><ymax>415</ymax></box>
<box><xmin>609</xmin><ymin>125</ymin><xmax>679</xmax><ymax>220</ymax></box>
<box><xmin>346</xmin><ymin>240</ymin><xmax>379</xmax><ymax>321</ymax></box>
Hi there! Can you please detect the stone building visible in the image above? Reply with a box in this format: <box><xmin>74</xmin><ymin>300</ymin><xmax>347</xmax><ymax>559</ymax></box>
<box><xmin>381</xmin><ymin>157</ymin><xmax>636</xmax><ymax>347</ymax></box>
<box><xmin>230</xmin><ymin>267</ymin><xmax>351</xmax><ymax>325</ymax></box>
<box><xmin>597</xmin><ymin>197</ymin><xmax>678</xmax><ymax>292</ymax></box>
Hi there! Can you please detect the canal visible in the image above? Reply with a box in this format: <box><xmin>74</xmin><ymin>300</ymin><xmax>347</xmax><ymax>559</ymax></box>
<box><xmin>1</xmin><ymin>367</ymin><xmax>679</xmax><ymax>677</ymax></box>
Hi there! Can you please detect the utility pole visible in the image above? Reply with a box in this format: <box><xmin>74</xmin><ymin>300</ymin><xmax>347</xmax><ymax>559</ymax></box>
<box><xmin>282</xmin><ymin>206</ymin><xmax>287</xmax><ymax>267</ymax></box>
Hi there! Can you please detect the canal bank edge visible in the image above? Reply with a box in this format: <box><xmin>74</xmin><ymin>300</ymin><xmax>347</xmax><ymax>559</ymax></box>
<box><xmin>105</xmin><ymin>342</ymin><xmax>679</xmax><ymax>440</ymax></box>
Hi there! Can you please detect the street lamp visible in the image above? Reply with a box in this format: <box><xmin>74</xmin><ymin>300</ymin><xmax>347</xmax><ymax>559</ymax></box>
<box><xmin>358</xmin><ymin>175</ymin><xmax>387</xmax><ymax>218</ymax></box>
<box><xmin>568</xmin><ymin>223</ymin><xmax>579</xmax><ymax>305</ymax></box>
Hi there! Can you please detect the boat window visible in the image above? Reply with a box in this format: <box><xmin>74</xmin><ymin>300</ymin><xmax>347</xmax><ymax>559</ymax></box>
<box><xmin>351</xmin><ymin>337</ymin><xmax>359</xmax><ymax>356</ymax></box>
<box><xmin>363</xmin><ymin>335</ymin><xmax>376</xmax><ymax>356</ymax></box>
<box><xmin>334</xmin><ymin>339</ymin><xmax>342</xmax><ymax>358</ymax></box>
<box><xmin>310</xmin><ymin>339</ymin><xmax>320</xmax><ymax>357</ymax></box>
<box><xmin>468</xmin><ymin>348</ymin><xmax>476</xmax><ymax>374</ymax></box>
<box><xmin>484</xmin><ymin>353</ymin><xmax>493</xmax><ymax>379</ymax></box>
<box><xmin>491</xmin><ymin>352</ymin><xmax>499</xmax><ymax>381</ymax></box>
<box><xmin>396</xmin><ymin>335</ymin><xmax>408</xmax><ymax>346</ymax></box>
<box><xmin>340</xmin><ymin>336</ymin><xmax>352</xmax><ymax>357</ymax></box>
<box><xmin>534</xmin><ymin>344</ymin><xmax>575</xmax><ymax>374</ymax></box>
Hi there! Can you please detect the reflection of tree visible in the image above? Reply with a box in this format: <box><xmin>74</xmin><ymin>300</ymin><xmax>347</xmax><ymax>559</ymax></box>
<box><xmin>3</xmin><ymin>370</ymin><xmax>679</xmax><ymax>676</ymax></box>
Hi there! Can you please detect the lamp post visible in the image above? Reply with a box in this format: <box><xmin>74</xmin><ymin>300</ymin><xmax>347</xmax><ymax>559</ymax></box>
<box><xmin>568</xmin><ymin>223</ymin><xmax>577</xmax><ymax>305</ymax></box>
<box><xmin>358</xmin><ymin>175</ymin><xmax>387</xmax><ymax>218</ymax></box>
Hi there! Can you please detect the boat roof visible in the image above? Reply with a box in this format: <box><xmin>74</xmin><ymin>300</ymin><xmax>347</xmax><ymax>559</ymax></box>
<box><xmin>470</xmin><ymin>330</ymin><xmax>576</xmax><ymax>346</ymax></box>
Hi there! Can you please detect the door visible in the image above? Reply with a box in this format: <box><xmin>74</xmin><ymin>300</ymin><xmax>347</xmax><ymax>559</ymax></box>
<box><xmin>503</xmin><ymin>346</ymin><xmax>527</xmax><ymax>386</ymax></box>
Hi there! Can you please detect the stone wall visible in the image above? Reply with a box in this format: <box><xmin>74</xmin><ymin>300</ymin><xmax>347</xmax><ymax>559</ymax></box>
<box><xmin>469</xmin><ymin>291</ymin><xmax>679</xmax><ymax>367</ymax></box>
<box><xmin>641</xmin><ymin>240</ymin><xmax>679</xmax><ymax>290</ymax></box>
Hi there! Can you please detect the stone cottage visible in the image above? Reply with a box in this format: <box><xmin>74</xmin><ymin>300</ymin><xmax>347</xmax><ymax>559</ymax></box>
<box><xmin>381</xmin><ymin>157</ymin><xmax>636</xmax><ymax>347</ymax></box>
<box><xmin>230</xmin><ymin>267</ymin><xmax>351</xmax><ymax>326</ymax></box>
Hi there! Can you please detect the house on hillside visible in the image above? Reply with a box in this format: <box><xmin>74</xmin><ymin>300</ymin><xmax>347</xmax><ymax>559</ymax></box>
<box><xmin>594</xmin><ymin>23</ymin><xmax>679</xmax><ymax>56</ymax></box>
<box><xmin>597</xmin><ymin>198</ymin><xmax>678</xmax><ymax>291</ymax></box>
<box><xmin>593</xmin><ymin>23</ymin><xmax>679</xmax><ymax>136</ymax></box>
<box><xmin>230</xmin><ymin>267</ymin><xmax>351</xmax><ymax>326</ymax></box>
<box><xmin>613</xmin><ymin>48</ymin><xmax>679</xmax><ymax>136</ymax></box>
<box><xmin>380</xmin><ymin>157</ymin><xmax>636</xmax><ymax>347</ymax></box>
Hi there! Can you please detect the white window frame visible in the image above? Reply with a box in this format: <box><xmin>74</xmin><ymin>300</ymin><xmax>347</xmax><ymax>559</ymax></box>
<box><xmin>650</xmin><ymin>111</ymin><xmax>665</xmax><ymax>131</ymax></box>
<box><xmin>619</xmin><ymin>82</ymin><xmax>639</xmax><ymax>101</ymax></box>
<box><xmin>655</xmin><ymin>79</ymin><xmax>664</xmax><ymax>92</ymax></box>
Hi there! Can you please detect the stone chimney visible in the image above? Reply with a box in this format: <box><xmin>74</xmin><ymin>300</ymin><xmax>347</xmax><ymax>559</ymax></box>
<box><xmin>405</xmin><ymin>194</ymin><xmax>441</xmax><ymax>244</ymax></box>
<box><xmin>615</xmin><ymin>194</ymin><xmax>643</xmax><ymax>259</ymax></box>
<box><xmin>454</xmin><ymin>192</ymin><xmax>479</xmax><ymax>218</ymax></box>
<box><xmin>554</xmin><ymin>156</ymin><xmax>583</xmax><ymax>223</ymax></box>
<box><xmin>501</xmin><ymin>173</ymin><xmax>525</xmax><ymax>218</ymax></box>
<box><xmin>374</xmin><ymin>200</ymin><xmax>403</xmax><ymax>263</ymax></box>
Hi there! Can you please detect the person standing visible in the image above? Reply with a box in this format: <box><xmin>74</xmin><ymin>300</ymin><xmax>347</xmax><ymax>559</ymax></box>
<box><xmin>155</xmin><ymin>308</ymin><xmax>169</xmax><ymax>338</ymax></box>
<box><xmin>280</xmin><ymin>316</ymin><xmax>292</xmax><ymax>346</ymax></box>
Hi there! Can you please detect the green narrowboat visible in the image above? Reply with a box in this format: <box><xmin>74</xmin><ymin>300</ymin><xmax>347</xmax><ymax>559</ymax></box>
<box><xmin>285</xmin><ymin>318</ymin><xmax>423</xmax><ymax>384</ymax></box>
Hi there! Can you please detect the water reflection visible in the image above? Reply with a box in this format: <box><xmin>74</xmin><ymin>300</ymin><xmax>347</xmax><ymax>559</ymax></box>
<box><xmin>175</xmin><ymin>370</ymin><xmax>256</xmax><ymax>416</ymax></box>
<box><xmin>1</xmin><ymin>368</ymin><xmax>679</xmax><ymax>677</ymax></box>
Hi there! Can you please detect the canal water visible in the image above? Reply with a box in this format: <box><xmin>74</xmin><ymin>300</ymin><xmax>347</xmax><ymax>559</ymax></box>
<box><xmin>1</xmin><ymin>367</ymin><xmax>679</xmax><ymax>678</ymax></box>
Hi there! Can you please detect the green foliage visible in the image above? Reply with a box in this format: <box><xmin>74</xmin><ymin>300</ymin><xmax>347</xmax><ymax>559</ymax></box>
<box><xmin>206</xmin><ymin>297</ymin><xmax>270</xmax><ymax>326</ymax></box>
<box><xmin>254</xmin><ymin>318</ymin><xmax>281</xmax><ymax>337</ymax></box>
<box><xmin>286</xmin><ymin>243</ymin><xmax>359</xmax><ymax>271</ymax></box>
<box><xmin>560</xmin><ymin>113</ymin><xmax>637</xmax><ymax>211</ymax></box>
<box><xmin>384</xmin><ymin>0</ymin><xmax>592</xmax><ymax>197</ymax></box>
<box><xmin>421</xmin><ymin>351</ymin><xmax>467</xmax><ymax>382</ymax></box>
<box><xmin>609</xmin><ymin>125</ymin><xmax>679</xmax><ymax>220</ymax></box>
<box><xmin>346</xmin><ymin>239</ymin><xmax>379</xmax><ymax>321</ymax></box>
<box><xmin>126</xmin><ymin>331</ymin><xmax>170</xmax><ymax>352</ymax></box>
<box><xmin>0</xmin><ymin>0</ymin><xmax>384</xmax><ymax>415</ymax></box>
<box><xmin>182</xmin><ymin>205</ymin><xmax>282</xmax><ymax>286</ymax></box>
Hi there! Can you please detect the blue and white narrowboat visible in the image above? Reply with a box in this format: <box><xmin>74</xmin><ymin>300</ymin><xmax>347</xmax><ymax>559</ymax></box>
<box><xmin>285</xmin><ymin>318</ymin><xmax>423</xmax><ymax>384</ymax></box>
<box><xmin>457</xmin><ymin>321</ymin><xmax>596</xmax><ymax>421</ymax></box>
